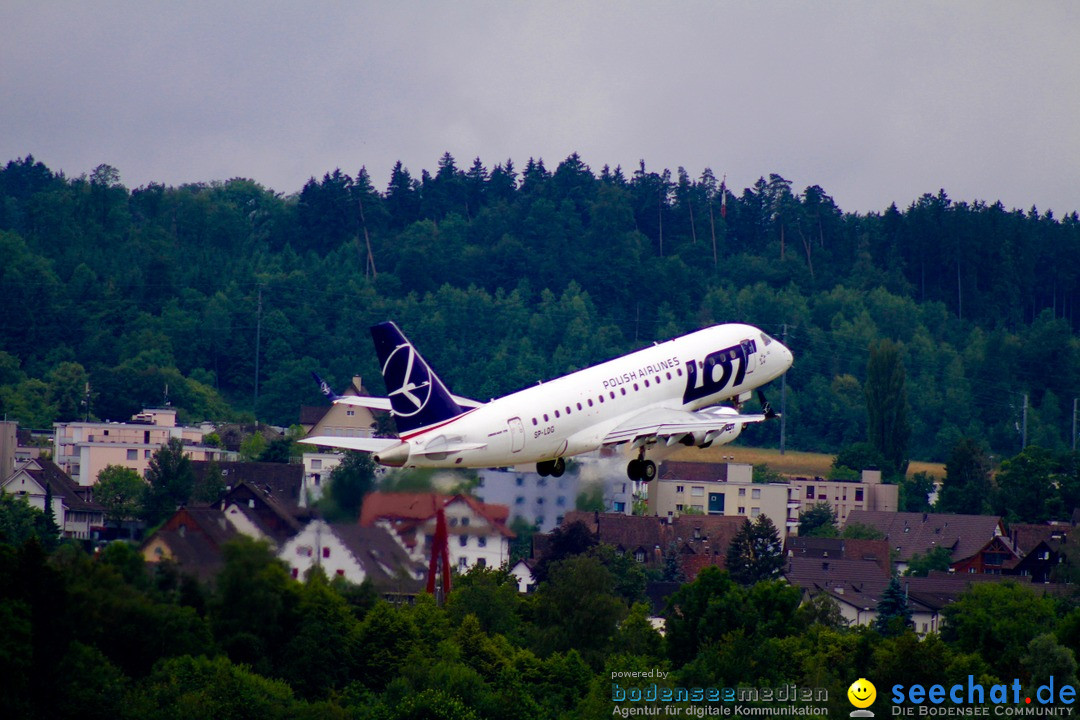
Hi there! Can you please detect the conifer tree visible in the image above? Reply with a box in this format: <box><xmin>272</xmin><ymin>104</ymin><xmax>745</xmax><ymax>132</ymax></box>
<box><xmin>875</xmin><ymin>576</ymin><xmax>913</xmax><ymax>636</ymax></box>
<box><xmin>725</xmin><ymin>515</ymin><xmax>784</xmax><ymax>586</ymax></box>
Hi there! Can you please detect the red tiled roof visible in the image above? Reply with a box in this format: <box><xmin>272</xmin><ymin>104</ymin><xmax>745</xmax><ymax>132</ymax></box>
<box><xmin>360</xmin><ymin>492</ymin><xmax>512</xmax><ymax>537</ymax></box>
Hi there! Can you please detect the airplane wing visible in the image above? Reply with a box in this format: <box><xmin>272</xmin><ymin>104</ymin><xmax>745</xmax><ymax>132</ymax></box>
<box><xmin>602</xmin><ymin>406</ymin><xmax>768</xmax><ymax>448</ymax></box>
<box><xmin>298</xmin><ymin>436</ymin><xmax>402</xmax><ymax>452</ymax></box>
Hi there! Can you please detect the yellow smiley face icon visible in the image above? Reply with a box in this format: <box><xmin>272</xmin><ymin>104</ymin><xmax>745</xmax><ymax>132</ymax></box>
<box><xmin>848</xmin><ymin>678</ymin><xmax>876</xmax><ymax>708</ymax></box>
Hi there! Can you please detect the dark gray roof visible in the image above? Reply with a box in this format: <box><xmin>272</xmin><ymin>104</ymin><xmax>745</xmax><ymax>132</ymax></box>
<box><xmin>330</xmin><ymin>523</ymin><xmax>424</xmax><ymax>593</ymax></box>
<box><xmin>846</xmin><ymin>510</ymin><xmax>1003</xmax><ymax>563</ymax></box>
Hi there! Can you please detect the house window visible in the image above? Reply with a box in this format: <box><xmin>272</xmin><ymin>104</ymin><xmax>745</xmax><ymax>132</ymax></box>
<box><xmin>127</xmin><ymin>449</ymin><xmax>137</xmax><ymax>460</ymax></box>
<box><xmin>291</xmin><ymin>568</ymin><xmax>299</xmax><ymax>579</ymax></box>
<box><xmin>311</xmin><ymin>459</ymin><xmax>322</xmax><ymax>470</ymax></box>
<box><xmin>752</xmin><ymin>489</ymin><xmax>761</xmax><ymax>499</ymax></box>
<box><xmin>312</xmin><ymin>473</ymin><xmax>321</xmax><ymax>486</ymax></box>
<box><xmin>516</xmin><ymin>476</ymin><xmax>524</xmax><ymax>486</ymax></box>
<box><xmin>738</xmin><ymin>507</ymin><xmax>746</xmax><ymax>514</ymax></box>
<box><xmin>676</xmin><ymin>485</ymin><xmax>685</xmax><ymax>493</ymax></box>
<box><xmin>806</xmin><ymin>486</ymin><xmax>815</xmax><ymax>499</ymax></box>
<box><xmin>461</xmin><ymin>517</ymin><xmax>469</xmax><ymax>527</ymax></box>
<box><xmin>751</xmin><ymin>508</ymin><xmax>760</xmax><ymax>518</ymax></box>
<box><xmin>613</xmin><ymin>502</ymin><xmax>626</xmax><ymax>512</ymax></box>
<box><xmin>556</xmin><ymin>496</ymin><xmax>566</xmax><ymax>506</ymax></box>
<box><xmin>322</xmin><ymin>547</ymin><xmax>331</xmax><ymax>558</ymax></box>
<box><xmin>477</xmin><ymin>558</ymin><xmax>486</xmax><ymax>568</ymax></box>
<box><xmin>635</xmin><ymin>550</ymin><xmax>646</xmax><ymax>563</ymax></box>
<box><xmin>459</xmin><ymin>557</ymin><xmax>468</xmax><ymax>569</ymax></box>
<box><xmin>676</xmin><ymin>504</ymin><xmax>684</xmax><ymax>511</ymax></box>
<box><xmin>738</xmin><ymin>488</ymin><xmax>746</xmax><ymax>496</ymax></box>
<box><xmin>336</xmin><ymin>569</ymin><xmax>345</xmax><ymax>576</ymax></box>
<box><xmin>855</xmin><ymin>488</ymin><xmax>864</xmax><ymax>502</ymax></box>
<box><xmin>459</xmin><ymin>535</ymin><xmax>468</xmax><ymax>547</ymax></box>
<box><xmin>297</xmin><ymin>546</ymin><xmax>313</xmax><ymax>557</ymax></box>
<box><xmin>691</xmin><ymin>487</ymin><xmax>704</xmax><ymax>497</ymax></box>
<box><xmin>536</xmin><ymin>516</ymin><xmax>544</xmax><ymax>526</ymax></box>
<box><xmin>478</xmin><ymin>536</ymin><xmax>487</xmax><ymax>548</ymax></box>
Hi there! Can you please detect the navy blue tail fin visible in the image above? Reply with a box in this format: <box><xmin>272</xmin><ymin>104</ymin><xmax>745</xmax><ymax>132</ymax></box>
<box><xmin>311</xmin><ymin>372</ymin><xmax>340</xmax><ymax>401</ymax></box>
<box><xmin>370</xmin><ymin>321</ymin><xmax>465</xmax><ymax>435</ymax></box>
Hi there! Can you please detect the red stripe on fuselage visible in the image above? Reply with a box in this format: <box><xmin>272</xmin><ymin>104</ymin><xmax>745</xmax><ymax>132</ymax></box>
<box><xmin>399</xmin><ymin>408</ymin><xmax>477</xmax><ymax>441</ymax></box>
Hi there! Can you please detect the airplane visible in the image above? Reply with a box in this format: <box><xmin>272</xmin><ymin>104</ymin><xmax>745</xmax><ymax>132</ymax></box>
<box><xmin>301</xmin><ymin>321</ymin><xmax>793</xmax><ymax>481</ymax></box>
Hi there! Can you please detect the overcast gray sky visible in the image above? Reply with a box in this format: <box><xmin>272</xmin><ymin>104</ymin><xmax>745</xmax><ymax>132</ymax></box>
<box><xmin>2</xmin><ymin>2</ymin><xmax>1077</xmax><ymax>215</ymax></box>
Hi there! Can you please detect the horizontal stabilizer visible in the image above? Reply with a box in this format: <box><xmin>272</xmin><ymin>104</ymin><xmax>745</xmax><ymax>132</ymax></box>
<box><xmin>298</xmin><ymin>436</ymin><xmax>401</xmax><ymax>453</ymax></box>
<box><xmin>332</xmin><ymin>395</ymin><xmax>393</xmax><ymax>411</ymax></box>
<box><xmin>332</xmin><ymin>394</ymin><xmax>482</xmax><ymax>412</ymax></box>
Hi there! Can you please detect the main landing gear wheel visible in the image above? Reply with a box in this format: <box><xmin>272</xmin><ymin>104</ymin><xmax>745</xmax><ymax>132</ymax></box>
<box><xmin>536</xmin><ymin>458</ymin><xmax>566</xmax><ymax>477</ymax></box>
<box><xmin>627</xmin><ymin>458</ymin><xmax>656</xmax><ymax>481</ymax></box>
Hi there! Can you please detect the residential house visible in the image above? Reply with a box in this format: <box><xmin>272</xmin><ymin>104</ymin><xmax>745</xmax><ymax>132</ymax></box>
<box><xmin>785</xmin><ymin>536</ymin><xmax>892</xmax><ymax>576</ymax></box>
<box><xmin>2</xmin><ymin>458</ymin><xmax>104</xmax><ymax>539</ymax></box>
<box><xmin>300</xmin><ymin>376</ymin><xmax>380</xmax><ymax>439</ymax></box>
<box><xmin>510</xmin><ymin>558</ymin><xmax>537</xmax><ymax>593</ymax></box>
<box><xmin>279</xmin><ymin>519</ymin><xmax>425</xmax><ymax>595</ymax></box>
<box><xmin>784</xmin><ymin>555</ymin><xmax>897</xmax><ymax>628</ymax></box>
<box><xmin>191</xmin><ymin>460</ymin><xmax>307</xmax><ymax>517</ymax></box>
<box><xmin>1007</xmin><ymin>523</ymin><xmax>1073</xmax><ymax>583</ymax></box>
<box><xmin>360</xmin><ymin>492</ymin><xmax>514</xmax><ymax>572</ymax></box>
<box><xmin>550</xmin><ymin>510</ymin><xmax>747</xmax><ymax>580</ymax></box>
<box><xmin>141</xmin><ymin>466</ymin><xmax>310</xmax><ymax>579</ymax></box>
<box><xmin>53</xmin><ymin>408</ymin><xmax>230</xmax><ymax>486</ymax></box>
<box><xmin>844</xmin><ymin>510</ymin><xmax>1012</xmax><ymax>574</ymax></box>
<box><xmin>217</xmin><ymin>480</ymin><xmax>308</xmax><ymax>548</ymax></box>
<box><xmin>140</xmin><ymin>506</ymin><xmax>239</xmax><ymax>581</ymax></box>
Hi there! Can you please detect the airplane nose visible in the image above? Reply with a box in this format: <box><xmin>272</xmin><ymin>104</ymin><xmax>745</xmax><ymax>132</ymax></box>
<box><xmin>778</xmin><ymin>342</ymin><xmax>794</xmax><ymax>369</ymax></box>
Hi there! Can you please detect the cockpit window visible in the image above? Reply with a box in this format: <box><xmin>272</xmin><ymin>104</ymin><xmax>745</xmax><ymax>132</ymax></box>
<box><xmin>760</xmin><ymin>333</ymin><xmax>773</xmax><ymax>346</ymax></box>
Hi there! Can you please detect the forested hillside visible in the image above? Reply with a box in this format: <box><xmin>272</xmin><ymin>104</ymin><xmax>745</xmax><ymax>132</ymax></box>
<box><xmin>1</xmin><ymin>153</ymin><xmax>1078</xmax><ymax>462</ymax></box>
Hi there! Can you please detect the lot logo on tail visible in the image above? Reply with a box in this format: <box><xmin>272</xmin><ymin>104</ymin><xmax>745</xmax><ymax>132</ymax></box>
<box><xmin>383</xmin><ymin>343</ymin><xmax>432</xmax><ymax>417</ymax></box>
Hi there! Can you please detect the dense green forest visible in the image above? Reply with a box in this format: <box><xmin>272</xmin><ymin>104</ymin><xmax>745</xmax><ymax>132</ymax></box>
<box><xmin>2</xmin><ymin>153</ymin><xmax>1079</xmax><ymax>462</ymax></box>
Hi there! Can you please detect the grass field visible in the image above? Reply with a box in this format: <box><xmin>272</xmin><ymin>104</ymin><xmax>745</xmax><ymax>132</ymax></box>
<box><xmin>668</xmin><ymin>444</ymin><xmax>946</xmax><ymax>479</ymax></box>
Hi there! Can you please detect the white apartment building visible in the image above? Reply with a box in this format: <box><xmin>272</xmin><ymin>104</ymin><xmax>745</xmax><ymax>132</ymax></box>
<box><xmin>54</xmin><ymin>408</ymin><xmax>231</xmax><ymax>486</ymax></box>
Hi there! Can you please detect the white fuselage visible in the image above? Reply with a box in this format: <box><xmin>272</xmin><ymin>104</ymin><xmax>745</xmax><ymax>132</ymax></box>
<box><xmin>392</xmin><ymin>324</ymin><xmax>792</xmax><ymax>469</ymax></box>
